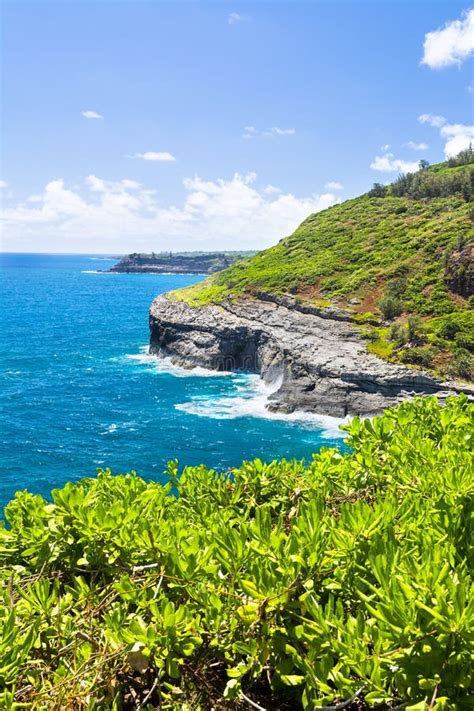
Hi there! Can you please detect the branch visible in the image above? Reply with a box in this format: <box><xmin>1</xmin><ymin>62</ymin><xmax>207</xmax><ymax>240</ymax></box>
<box><xmin>313</xmin><ymin>685</ymin><xmax>366</xmax><ymax>711</ymax></box>
<box><xmin>241</xmin><ymin>691</ymin><xmax>268</xmax><ymax>711</ymax></box>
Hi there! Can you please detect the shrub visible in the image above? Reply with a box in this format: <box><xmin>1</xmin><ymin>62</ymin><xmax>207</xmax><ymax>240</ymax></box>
<box><xmin>455</xmin><ymin>332</ymin><xmax>474</xmax><ymax>352</ymax></box>
<box><xmin>389</xmin><ymin>322</ymin><xmax>407</xmax><ymax>346</ymax></box>
<box><xmin>364</xmin><ymin>327</ymin><xmax>380</xmax><ymax>341</ymax></box>
<box><xmin>379</xmin><ymin>293</ymin><xmax>403</xmax><ymax>320</ymax></box>
<box><xmin>407</xmin><ymin>315</ymin><xmax>425</xmax><ymax>343</ymax></box>
<box><xmin>438</xmin><ymin>319</ymin><xmax>461</xmax><ymax>340</ymax></box>
<box><xmin>449</xmin><ymin>348</ymin><xmax>473</xmax><ymax>380</ymax></box>
<box><xmin>0</xmin><ymin>396</ymin><xmax>473</xmax><ymax>710</ymax></box>
<box><xmin>399</xmin><ymin>345</ymin><xmax>435</xmax><ymax>368</ymax></box>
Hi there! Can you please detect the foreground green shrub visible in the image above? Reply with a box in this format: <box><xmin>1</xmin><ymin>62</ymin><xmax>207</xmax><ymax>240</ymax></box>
<box><xmin>0</xmin><ymin>395</ymin><xmax>473</xmax><ymax>710</ymax></box>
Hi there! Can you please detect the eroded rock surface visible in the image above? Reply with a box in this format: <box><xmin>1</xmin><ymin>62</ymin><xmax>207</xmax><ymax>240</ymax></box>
<box><xmin>149</xmin><ymin>294</ymin><xmax>472</xmax><ymax>417</ymax></box>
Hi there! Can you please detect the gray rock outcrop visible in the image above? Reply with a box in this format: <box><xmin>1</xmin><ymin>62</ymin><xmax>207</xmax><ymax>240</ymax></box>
<box><xmin>149</xmin><ymin>294</ymin><xmax>472</xmax><ymax>417</ymax></box>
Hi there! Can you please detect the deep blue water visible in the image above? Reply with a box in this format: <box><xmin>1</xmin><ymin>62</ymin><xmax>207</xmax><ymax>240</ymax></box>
<box><xmin>0</xmin><ymin>253</ymin><xmax>347</xmax><ymax>512</ymax></box>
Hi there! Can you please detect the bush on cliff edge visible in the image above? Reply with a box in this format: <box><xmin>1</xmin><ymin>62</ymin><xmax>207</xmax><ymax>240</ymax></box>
<box><xmin>0</xmin><ymin>395</ymin><xmax>473</xmax><ymax>710</ymax></box>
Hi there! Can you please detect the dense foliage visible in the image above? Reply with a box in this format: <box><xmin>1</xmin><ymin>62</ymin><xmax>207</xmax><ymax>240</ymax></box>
<box><xmin>1</xmin><ymin>395</ymin><xmax>473</xmax><ymax>709</ymax></box>
<box><xmin>172</xmin><ymin>156</ymin><xmax>473</xmax><ymax>379</ymax></box>
<box><xmin>368</xmin><ymin>151</ymin><xmax>474</xmax><ymax>200</ymax></box>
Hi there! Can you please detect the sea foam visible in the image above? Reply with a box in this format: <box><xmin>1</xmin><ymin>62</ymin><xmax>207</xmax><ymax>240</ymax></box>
<box><xmin>123</xmin><ymin>346</ymin><xmax>233</xmax><ymax>378</ymax></box>
<box><xmin>175</xmin><ymin>375</ymin><xmax>348</xmax><ymax>437</ymax></box>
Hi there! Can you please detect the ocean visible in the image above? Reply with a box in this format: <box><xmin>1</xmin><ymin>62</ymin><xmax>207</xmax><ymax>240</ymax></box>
<box><xmin>0</xmin><ymin>253</ymin><xmax>348</xmax><ymax>512</ymax></box>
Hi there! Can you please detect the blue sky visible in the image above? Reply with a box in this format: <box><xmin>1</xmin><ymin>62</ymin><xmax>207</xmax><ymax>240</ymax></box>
<box><xmin>1</xmin><ymin>1</ymin><xmax>473</xmax><ymax>253</ymax></box>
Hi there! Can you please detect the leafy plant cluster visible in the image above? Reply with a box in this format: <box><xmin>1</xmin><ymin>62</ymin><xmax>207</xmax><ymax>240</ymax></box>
<box><xmin>1</xmin><ymin>395</ymin><xmax>473</xmax><ymax>710</ymax></box>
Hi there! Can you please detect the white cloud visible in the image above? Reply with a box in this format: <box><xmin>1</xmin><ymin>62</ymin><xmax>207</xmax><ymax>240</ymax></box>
<box><xmin>440</xmin><ymin>123</ymin><xmax>474</xmax><ymax>157</ymax></box>
<box><xmin>242</xmin><ymin>125</ymin><xmax>296</xmax><ymax>138</ymax></box>
<box><xmin>468</xmin><ymin>82</ymin><xmax>474</xmax><ymax>93</ymax></box>
<box><xmin>86</xmin><ymin>175</ymin><xmax>142</xmax><ymax>192</ymax></box>
<box><xmin>370</xmin><ymin>153</ymin><xmax>420</xmax><ymax>173</ymax></box>
<box><xmin>228</xmin><ymin>12</ymin><xmax>244</xmax><ymax>24</ymax></box>
<box><xmin>1</xmin><ymin>173</ymin><xmax>340</xmax><ymax>253</ymax></box>
<box><xmin>422</xmin><ymin>9</ymin><xmax>474</xmax><ymax>69</ymax></box>
<box><xmin>418</xmin><ymin>113</ymin><xmax>447</xmax><ymax>128</ymax></box>
<box><xmin>0</xmin><ymin>180</ymin><xmax>8</xmax><ymax>189</ymax></box>
<box><xmin>264</xmin><ymin>184</ymin><xmax>282</xmax><ymax>194</ymax></box>
<box><xmin>131</xmin><ymin>151</ymin><xmax>176</xmax><ymax>162</ymax></box>
<box><xmin>419</xmin><ymin>114</ymin><xmax>474</xmax><ymax>157</ymax></box>
<box><xmin>381</xmin><ymin>144</ymin><xmax>391</xmax><ymax>151</ymax></box>
<box><xmin>81</xmin><ymin>110</ymin><xmax>103</xmax><ymax>120</ymax></box>
<box><xmin>270</xmin><ymin>126</ymin><xmax>296</xmax><ymax>136</ymax></box>
<box><xmin>324</xmin><ymin>181</ymin><xmax>343</xmax><ymax>190</ymax></box>
<box><xmin>242</xmin><ymin>125</ymin><xmax>258</xmax><ymax>138</ymax></box>
<box><xmin>404</xmin><ymin>141</ymin><xmax>429</xmax><ymax>151</ymax></box>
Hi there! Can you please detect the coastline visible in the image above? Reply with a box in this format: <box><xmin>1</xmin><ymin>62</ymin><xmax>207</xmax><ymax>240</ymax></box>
<box><xmin>149</xmin><ymin>293</ymin><xmax>474</xmax><ymax>417</ymax></box>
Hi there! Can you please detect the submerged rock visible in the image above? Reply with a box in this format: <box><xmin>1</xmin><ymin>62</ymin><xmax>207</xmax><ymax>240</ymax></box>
<box><xmin>149</xmin><ymin>294</ymin><xmax>473</xmax><ymax>417</ymax></box>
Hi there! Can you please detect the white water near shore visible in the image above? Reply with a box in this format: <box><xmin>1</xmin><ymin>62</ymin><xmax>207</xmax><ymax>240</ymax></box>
<box><xmin>123</xmin><ymin>346</ymin><xmax>234</xmax><ymax>378</ymax></box>
<box><xmin>126</xmin><ymin>347</ymin><xmax>349</xmax><ymax>438</ymax></box>
<box><xmin>176</xmin><ymin>375</ymin><xmax>348</xmax><ymax>438</ymax></box>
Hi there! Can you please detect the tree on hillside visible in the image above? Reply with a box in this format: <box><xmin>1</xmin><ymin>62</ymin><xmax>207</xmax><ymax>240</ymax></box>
<box><xmin>368</xmin><ymin>182</ymin><xmax>387</xmax><ymax>197</ymax></box>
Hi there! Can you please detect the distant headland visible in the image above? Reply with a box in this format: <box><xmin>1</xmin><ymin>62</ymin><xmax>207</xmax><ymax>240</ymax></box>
<box><xmin>109</xmin><ymin>251</ymin><xmax>256</xmax><ymax>274</ymax></box>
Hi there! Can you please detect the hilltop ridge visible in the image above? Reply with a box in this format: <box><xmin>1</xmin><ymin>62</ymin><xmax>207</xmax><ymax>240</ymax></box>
<box><xmin>165</xmin><ymin>152</ymin><xmax>474</xmax><ymax>382</ymax></box>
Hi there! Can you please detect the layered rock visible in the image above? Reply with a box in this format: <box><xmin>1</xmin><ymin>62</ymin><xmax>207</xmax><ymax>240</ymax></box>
<box><xmin>149</xmin><ymin>294</ymin><xmax>472</xmax><ymax>417</ymax></box>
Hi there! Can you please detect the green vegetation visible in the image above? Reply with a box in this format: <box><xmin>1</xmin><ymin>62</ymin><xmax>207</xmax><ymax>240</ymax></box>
<box><xmin>172</xmin><ymin>154</ymin><xmax>473</xmax><ymax>379</ymax></box>
<box><xmin>1</xmin><ymin>395</ymin><xmax>473</xmax><ymax>709</ymax></box>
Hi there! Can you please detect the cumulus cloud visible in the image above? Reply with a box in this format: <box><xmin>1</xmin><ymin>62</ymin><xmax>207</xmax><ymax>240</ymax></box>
<box><xmin>0</xmin><ymin>180</ymin><xmax>8</xmax><ymax>189</ymax></box>
<box><xmin>418</xmin><ymin>113</ymin><xmax>447</xmax><ymax>128</ymax></box>
<box><xmin>1</xmin><ymin>173</ymin><xmax>340</xmax><ymax>253</ymax></box>
<box><xmin>418</xmin><ymin>114</ymin><xmax>474</xmax><ymax>157</ymax></box>
<box><xmin>228</xmin><ymin>12</ymin><xmax>245</xmax><ymax>24</ymax></box>
<box><xmin>370</xmin><ymin>153</ymin><xmax>420</xmax><ymax>173</ymax></box>
<box><xmin>81</xmin><ymin>110</ymin><xmax>103</xmax><ymax>119</ymax></box>
<box><xmin>131</xmin><ymin>151</ymin><xmax>176</xmax><ymax>162</ymax></box>
<box><xmin>422</xmin><ymin>9</ymin><xmax>474</xmax><ymax>69</ymax></box>
<box><xmin>404</xmin><ymin>141</ymin><xmax>429</xmax><ymax>151</ymax></box>
<box><xmin>242</xmin><ymin>125</ymin><xmax>296</xmax><ymax>138</ymax></box>
<box><xmin>324</xmin><ymin>181</ymin><xmax>343</xmax><ymax>190</ymax></box>
<box><xmin>380</xmin><ymin>144</ymin><xmax>391</xmax><ymax>151</ymax></box>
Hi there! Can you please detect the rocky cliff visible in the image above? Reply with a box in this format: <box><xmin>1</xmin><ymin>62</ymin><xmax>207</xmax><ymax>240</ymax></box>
<box><xmin>149</xmin><ymin>294</ymin><xmax>472</xmax><ymax>417</ymax></box>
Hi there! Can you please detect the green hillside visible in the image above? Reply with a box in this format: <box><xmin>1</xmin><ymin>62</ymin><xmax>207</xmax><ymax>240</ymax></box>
<box><xmin>173</xmin><ymin>152</ymin><xmax>474</xmax><ymax>380</ymax></box>
<box><xmin>1</xmin><ymin>395</ymin><xmax>473</xmax><ymax>709</ymax></box>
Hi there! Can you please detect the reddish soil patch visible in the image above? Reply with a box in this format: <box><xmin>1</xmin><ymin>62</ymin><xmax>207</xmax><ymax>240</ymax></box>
<box><xmin>353</xmin><ymin>285</ymin><xmax>384</xmax><ymax>314</ymax></box>
<box><xmin>432</xmin><ymin>351</ymin><xmax>451</xmax><ymax>376</ymax></box>
<box><xmin>448</xmin><ymin>292</ymin><xmax>468</xmax><ymax>307</ymax></box>
<box><xmin>296</xmin><ymin>281</ymin><xmax>324</xmax><ymax>300</ymax></box>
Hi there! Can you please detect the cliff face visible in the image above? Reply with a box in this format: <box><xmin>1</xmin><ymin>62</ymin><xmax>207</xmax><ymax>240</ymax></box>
<box><xmin>149</xmin><ymin>295</ymin><xmax>471</xmax><ymax>417</ymax></box>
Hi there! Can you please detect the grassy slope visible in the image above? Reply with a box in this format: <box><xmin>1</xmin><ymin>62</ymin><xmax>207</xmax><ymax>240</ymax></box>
<box><xmin>172</xmin><ymin>160</ymin><xmax>474</xmax><ymax>379</ymax></box>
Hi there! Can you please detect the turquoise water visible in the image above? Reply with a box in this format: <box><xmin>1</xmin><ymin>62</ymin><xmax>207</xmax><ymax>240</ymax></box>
<box><xmin>0</xmin><ymin>253</ymin><xmax>347</xmax><ymax>512</ymax></box>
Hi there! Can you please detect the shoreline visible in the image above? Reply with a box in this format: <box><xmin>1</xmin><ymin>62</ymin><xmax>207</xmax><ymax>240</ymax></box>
<box><xmin>149</xmin><ymin>293</ymin><xmax>474</xmax><ymax>417</ymax></box>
